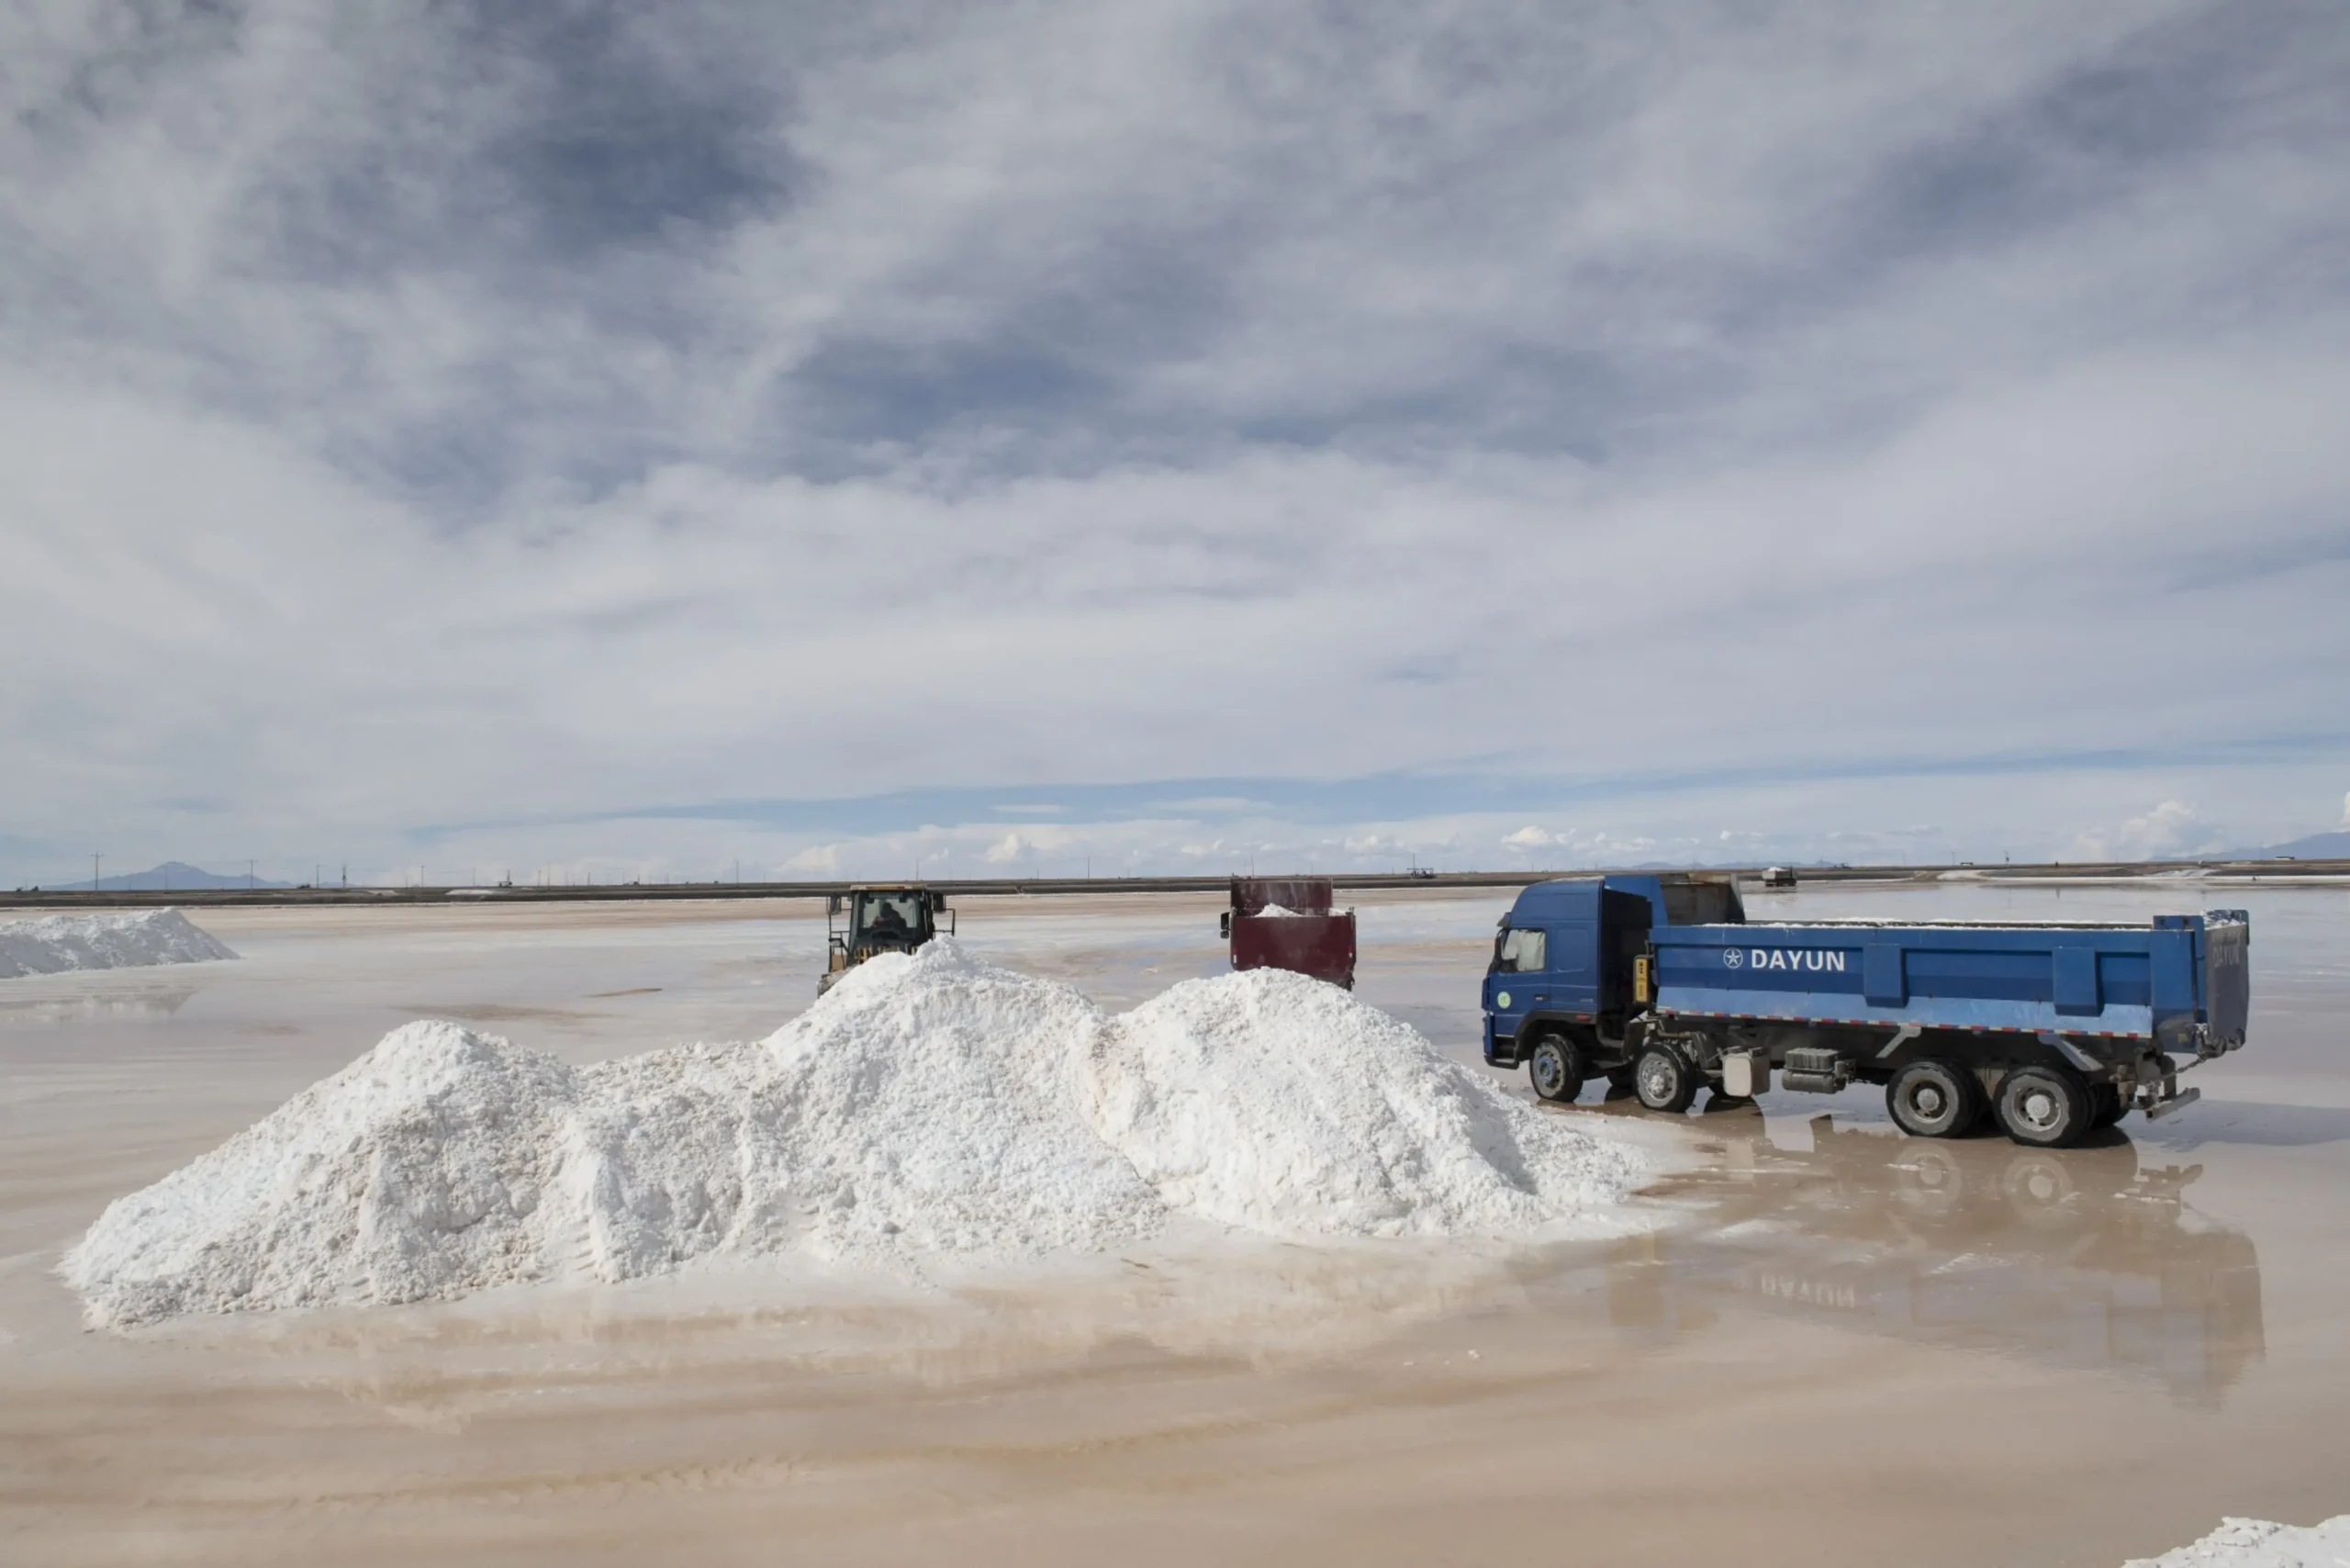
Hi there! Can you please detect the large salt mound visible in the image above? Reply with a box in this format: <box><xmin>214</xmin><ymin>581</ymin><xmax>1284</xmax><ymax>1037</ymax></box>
<box><xmin>1080</xmin><ymin>969</ymin><xmax>1634</xmax><ymax>1237</ymax></box>
<box><xmin>62</xmin><ymin>941</ymin><xmax>1646</xmax><ymax>1328</ymax></box>
<box><xmin>0</xmin><ymin>908</ymin><xmax>238</xmax><ymax>979</ymax></box>
<box><xmin>755</xmin><ymin>943</ymin><xmax>1161</xmax><ymax>1263</ymax></box>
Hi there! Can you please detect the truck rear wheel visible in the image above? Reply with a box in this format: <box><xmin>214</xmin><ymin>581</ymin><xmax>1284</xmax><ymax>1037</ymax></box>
<box><xmin>1994</xmin><ymin>1066</ymin><xmax>2092</xmax><ymax>1148</ymax></box>
<box><xmin>1886</xmin><ymin>1059</ymin><xmax>1983</xmax><ymax>1138</ymax></box>
<box><xmin>1527</xmin><ymin>1034</ymin><xmax>1583</xmax><ymax>1103</ymax></box>
<box><xmin>1634</xmin><ymin>1044</ymin><xmax>1699</xmax><ymax>1114</ymax></box>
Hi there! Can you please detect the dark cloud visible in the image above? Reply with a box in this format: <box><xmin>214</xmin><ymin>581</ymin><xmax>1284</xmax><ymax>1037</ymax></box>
<box><xmin>13</xmin><ymin>0</ymin><xmax>246</xmax><ymax>136</ymax></box>
<box><xmin>1</xmin><ymin>0</ymin><xmax>2347</xmax><ymax>877</ymax></box>
<box><xmin>242</xmin><ymin>1</ymin><xmax>797</xmax><ymax>281</ymax></box>
<box><xmin>1853</xmin><ymin>3</ymin><xmax>2347</xmax><ymax>272</ymax></box>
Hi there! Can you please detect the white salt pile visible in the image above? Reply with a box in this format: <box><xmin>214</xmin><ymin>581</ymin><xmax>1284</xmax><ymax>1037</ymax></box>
<box><xmin>1080</xmin><ymin>973</ymin><xmax>1592</xmax><ymax>1237</ymax></box>
<box><xmin>0</xmin><ymin>908</ymin><xmax>238</xmax><ymax>980</ymax></box>
<box><xmin>2126</xmin><ymin>1517</ymin><xmax>2350</xmax><ymax>1568</ymax></box>
<box><xmin>62</xmin><ymin>941</ymin><xmax>1645</xmax><ymax>1328</ymax></box>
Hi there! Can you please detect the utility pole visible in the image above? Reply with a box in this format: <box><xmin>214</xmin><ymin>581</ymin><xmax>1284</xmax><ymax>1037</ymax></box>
<box><xmin>93</xmin><ymin>853</ymin><xmax>101</xmax><ymax>893</ymax></box>
<box><xmin>248</xmin><ymin>859</ymin><xmax>255</xmax><ymax>890</ymax></box>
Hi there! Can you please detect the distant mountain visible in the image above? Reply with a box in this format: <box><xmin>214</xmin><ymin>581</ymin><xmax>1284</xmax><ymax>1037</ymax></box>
<box><xmin>2244</xmin><ymin>831</ymin><xmax>2350</xmax><ymax>860</ymax></box>
<box><xmin>88</xmin><ymin>862</ymin><xmax>297</xmax><ymax>891</ymax></box>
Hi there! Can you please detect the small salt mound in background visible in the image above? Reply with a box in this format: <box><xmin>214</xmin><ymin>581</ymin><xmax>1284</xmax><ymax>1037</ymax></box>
<box><xmin>1081</xmin><ymin>969</ymin><xmax>1637</xmax><ymax>1237</ymax></box>
<box><xmin>2126</xmin><ymin>1516</ymin><xmax>2350</xmax><ymax>1568</ymax></box>
<box><xmin>0</xmin><ymin>908</ymin><xmax>238</xmax><ymax>979</ymax></box>
<box><xmin>62</xmin><ymin>941</ymin><xmax>1646</xmax><ymax>1328</ymax></box>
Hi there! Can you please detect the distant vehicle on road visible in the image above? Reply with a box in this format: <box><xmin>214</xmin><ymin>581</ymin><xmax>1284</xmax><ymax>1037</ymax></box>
<box><xmin>1483</xmin><ymin>874</ymin><xmax>2246</xmax><ymax>1147</ymax></box>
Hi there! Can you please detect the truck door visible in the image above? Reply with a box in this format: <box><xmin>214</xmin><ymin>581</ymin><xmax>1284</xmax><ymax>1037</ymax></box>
<box><xmin>1547</xmin><ymin>919</ymin><xmax>1597</xmax><ymax>1015</ymax></box>
<box><xmin>1485</xmin><ymin>924</ymin><xmax>1552</xmax><ymax>1040</ymax></box>
<box><xmin>1484</xmin><ymin>923</ymin><xmax>1598</xmax><ymax>1022</ymax></box>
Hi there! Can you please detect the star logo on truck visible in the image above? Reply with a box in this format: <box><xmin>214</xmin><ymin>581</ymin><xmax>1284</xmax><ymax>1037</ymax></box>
<box><xmin>1724</xmin><ymin>947</ymin><xmax>1743</xmax><ymax>968</ymax></box>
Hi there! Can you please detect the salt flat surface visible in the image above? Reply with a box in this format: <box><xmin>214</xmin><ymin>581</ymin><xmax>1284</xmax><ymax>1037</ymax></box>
<box><xmin>2129</xmin><ymin>1516</ymin><xmax>2350</xmax><ymax>1568</ymax></box>
<box><xmin>0</xmin><ymin>908</ymin><xmax>236</xmax><ymax>979</ymax></box>
<box><xmin>10</xmin><ymin>884</ymin><xmax>2350</xmax><ymax>1568</ymax></box>
<box><xmin>62</xmin><ymin>940</ymin><xmax>1646</xmax><ymax>1327</ymax></box>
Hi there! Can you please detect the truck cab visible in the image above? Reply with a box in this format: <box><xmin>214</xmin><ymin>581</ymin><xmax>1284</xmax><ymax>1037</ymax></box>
<box><xmin>1483</xmin><ymin>874</ymin><xmax>1743</xmax><ymax>1094</ymax></box>
<box><xmin>821</xmin><ymin>884</ymin><xmax>955</xmax><ymax>993</ymax></box>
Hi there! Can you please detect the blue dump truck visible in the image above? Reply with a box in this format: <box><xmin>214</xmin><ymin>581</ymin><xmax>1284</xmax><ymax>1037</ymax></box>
<box><xmin>1483</xmin><ymin>875</ymin><xmax>2249</xmax><ymax>1147</ymax></box>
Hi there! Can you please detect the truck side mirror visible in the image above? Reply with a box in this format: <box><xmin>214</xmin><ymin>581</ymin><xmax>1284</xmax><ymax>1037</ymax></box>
<box><xmin>1219</xmin><ymin>912</ymin><xmax>1233</xmax><ymax>938</ymax></box>
<box><xmin>827</xmin><ymin>894</ymin><xmax>843</xmax><ymax>915</ymax></box>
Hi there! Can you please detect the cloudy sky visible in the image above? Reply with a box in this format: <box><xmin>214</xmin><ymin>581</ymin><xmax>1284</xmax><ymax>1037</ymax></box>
<box><xmin>5</xmin><ymin>0</ymin><xmax>2347</xmax><ymax>886</ymax></box>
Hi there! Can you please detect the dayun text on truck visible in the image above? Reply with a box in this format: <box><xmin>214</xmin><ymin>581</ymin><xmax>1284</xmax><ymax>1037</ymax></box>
<box><xmin>1483</xmin><ymin>875</ymin><xmax>2248</xmax><ymax>1147</ymax></box>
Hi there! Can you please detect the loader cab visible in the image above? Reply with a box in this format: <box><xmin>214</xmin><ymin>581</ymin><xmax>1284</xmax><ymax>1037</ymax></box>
<box><xmin>821</xmin><ymin>884</ymin><xmax>956</xmax><ymax>993</ymax></box>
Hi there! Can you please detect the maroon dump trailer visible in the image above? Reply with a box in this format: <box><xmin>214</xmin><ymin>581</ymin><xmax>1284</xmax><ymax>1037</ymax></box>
<box><xmin>1220</xmin><ymin>876</ymin><xmax>1357</xmax><ymax>989</ymax></box>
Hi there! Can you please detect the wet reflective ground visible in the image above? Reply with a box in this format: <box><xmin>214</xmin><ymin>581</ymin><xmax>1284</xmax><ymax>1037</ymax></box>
<box><xmin>1606</xmin><ymin>1116</ymin><xmax>2264</xmax><ymax>1406</ymax></box>
<box><xmin>1</xmin><ymin>883</ymin><xmax>2346</xmax><ymax>1565</ymax></box>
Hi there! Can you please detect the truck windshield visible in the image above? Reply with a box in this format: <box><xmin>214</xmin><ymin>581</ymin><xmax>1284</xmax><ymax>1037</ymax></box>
<box><xmin>1493</xmin><ymin>928</ymin><xmax>1547</xmax><ymax>972</ymax></box>
<box><xmin>856</xmin><ymin>892</ymin><xmax>927</xmax><ymax>942</ymax></box>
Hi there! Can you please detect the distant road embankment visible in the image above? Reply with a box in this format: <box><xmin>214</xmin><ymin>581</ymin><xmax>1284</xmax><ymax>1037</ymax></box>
<box><xmin>5</xmin><ymin>859</ymin><xmax>2345</xmax><ymax>912</ymax></box>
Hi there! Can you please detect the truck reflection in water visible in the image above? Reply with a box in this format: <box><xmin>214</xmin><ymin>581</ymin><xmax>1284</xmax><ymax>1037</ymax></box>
<box><xmin>1590</xmin><ymin>1115</ymin><xmax>2263</xmax><ymax>1406</ymax></box>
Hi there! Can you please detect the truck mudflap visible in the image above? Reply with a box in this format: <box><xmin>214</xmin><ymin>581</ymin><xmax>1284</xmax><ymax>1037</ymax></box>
<box><xmin>2122</xmin><ymin>1045</ymin><xmax>2205</xmax><ymax>1120</ymax></box>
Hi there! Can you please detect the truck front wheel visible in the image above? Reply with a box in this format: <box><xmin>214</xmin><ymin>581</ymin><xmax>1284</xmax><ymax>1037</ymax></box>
<box><xmin>1527</xmin><ymin>1034</ymin><xmax>1584</xmax><ymax>1103</ymax></box>
<box><xmin>1634</xmin><ymin>1044</ymin><xmax>1699</xmax><ymax>1114</ymax></box>
<box><xmin>1994</xmin><ymin>1066</ymin><xmax>2091</xmax><ymax>1148</ymax></box>
<box><xmin>1886</xmin><ymin>1059</ymin><xmax>1983</xmax><ymax>1138</ymax></box>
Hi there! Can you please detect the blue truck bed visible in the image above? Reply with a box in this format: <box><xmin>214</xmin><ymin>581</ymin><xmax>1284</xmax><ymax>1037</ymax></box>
<box><xmin>1651</xmin><ymin>913</ymin><xmax>2250</xmax><ymax>1054</ymax></box>
<box><xmin>1482</xmin><ymin>874</ymin><xmax>2249</xmax><ymax>1146</ymax></box>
